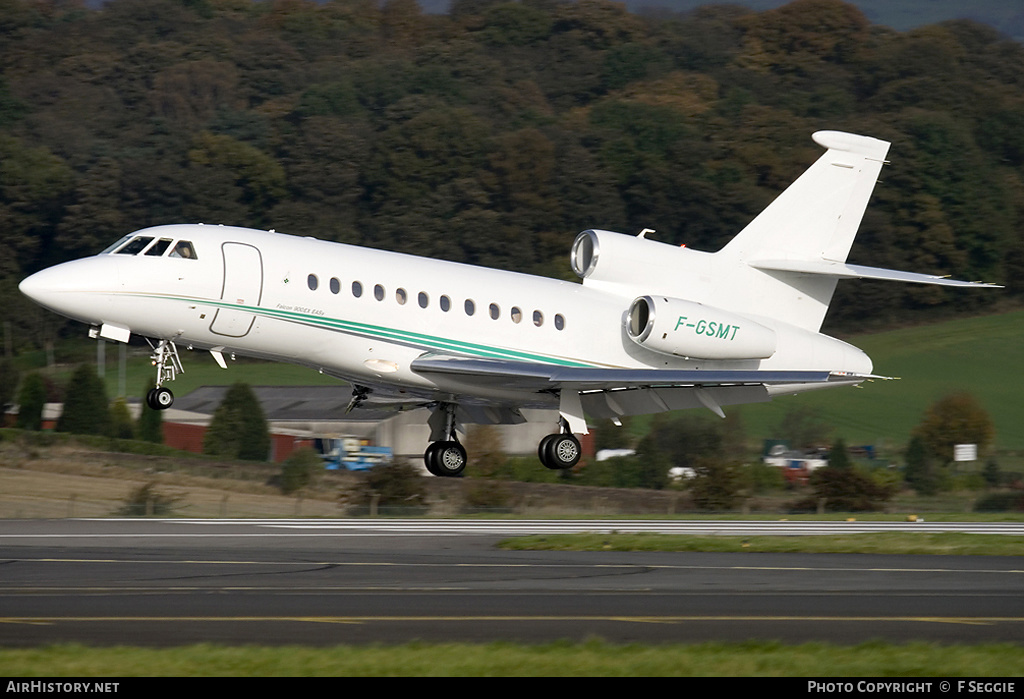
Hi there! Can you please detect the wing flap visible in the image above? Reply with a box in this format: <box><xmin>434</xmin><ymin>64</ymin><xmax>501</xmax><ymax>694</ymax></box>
<box><xmin>410</xmin><ymin>353</ymin><xmax>848</xmax><ymax>391</ymax></box>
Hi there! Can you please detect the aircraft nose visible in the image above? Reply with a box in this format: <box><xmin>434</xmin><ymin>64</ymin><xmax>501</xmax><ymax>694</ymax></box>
<box><xmin>19</xmin><ymin>257</ymin><xmax>121</xmax><ymax>321</ymax></box>
<box><xmin>19</xmin><ymin>266</ymin><xmax>62</xmax><ymax>308</ymax></box>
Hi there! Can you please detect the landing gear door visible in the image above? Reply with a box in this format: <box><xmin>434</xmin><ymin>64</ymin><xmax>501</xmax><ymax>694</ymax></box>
<box><xmin>210</xmin><ymin>242</ymin><xmax>263</xmax><ymax>338</ymax></box>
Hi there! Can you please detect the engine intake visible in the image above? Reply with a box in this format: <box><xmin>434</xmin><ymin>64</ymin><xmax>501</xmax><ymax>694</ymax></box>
<box><xmin>627</xmin><ymin>295</ymin><xmax>777</xmax><ymax>360</ymax></box>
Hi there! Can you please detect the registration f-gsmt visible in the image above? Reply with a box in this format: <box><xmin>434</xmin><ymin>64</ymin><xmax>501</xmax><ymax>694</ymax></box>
<box><xmin>20</xmin><ymin>131</ymin><xmax>997</xmax><ymax>476</ymax></box>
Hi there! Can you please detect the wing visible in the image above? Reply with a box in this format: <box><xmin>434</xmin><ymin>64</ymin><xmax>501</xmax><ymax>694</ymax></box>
<box><xmin>410</xmin><ymin>353</ymin><xmax>876</xmax><ymax>426</ymax></box>
<box><xmin>410</xmin><ymin>353</ymin><xmax>843</xmax><ymax>390</ymax></box>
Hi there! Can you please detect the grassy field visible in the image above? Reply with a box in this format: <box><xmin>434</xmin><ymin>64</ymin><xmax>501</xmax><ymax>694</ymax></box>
<box><xmin>497</xmin><ymin>531</ymin><xmax>1024</xmax><ymax>556</ymax></box>
<box><xmin>674</xmin><ymin>309</ymin><xmax>1024</xmax><ymax>453</ymax></box>
<box><xmin>2</xmin><ymin>640</ymin><xmax>1022</xmax><ymax>677</ymax></box>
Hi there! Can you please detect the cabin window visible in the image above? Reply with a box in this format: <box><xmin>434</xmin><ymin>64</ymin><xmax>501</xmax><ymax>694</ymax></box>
<box><xmin>440</xmin><ymin>295</ymin><xmax>451</xmax><ymax>312</ymax></box>
<box><xmin>510</xmin><ymin>307</ymin><xmax>522</xmax><ymax>324</ymax></box>
<box><xmin>396</xmin><ymin>288</ymin><xmax>407</xmax><ymax>305</ymax></box>
<box><xmin>489</xmin><ymin>303</ymin><xmax>500</xmax><ymax>320</ymax></box>
<box><xmin>533</xmin><ymin>310</ymin><xmax>544</xmax><ymax>327</ymax></box>
<box><xmin>307</xmin><ymin>274</ymin><xmax>318</xmax><ymax>291</ymax></box>
<box><xmin>555</xmin><ymin>314</ymin><xmax>565</xmax><ymax>331</ymax></box>
<box><xmin>464</xmin><ymin>299</ymin><xmax>475</xmax><ymax>316</ymax></box>
<box><xmin>145</xmin><ymin>238</ymin><xmax>173</xmax><ymax>257</ymax></box>
<box><xmin>352</xmin><ymin>281</ymin><xmax>363</xmax><ymax>298</ymax></box>
<box><xmin>117</xmin><ymin>236</ymin><xmax>154</xmax><ymax>255</ymax></box>
<box><xmin>330</xmin><ymin>278</ymin><xmax>341</xmax><ymax>294</ymax></box>
<box><xmin>374</xmin><ymin>284</ymin><xmax>385</xmax><ymax>301</ymax></box>
<box><xmin>418</xmin><ymin>292</ymin><xmax>429</xmax><ymax>309</ymax></box>
<box><xmin>170</xmin><ymin>241</ymin><xmax>197</xmax><ymax>259</ymax></box>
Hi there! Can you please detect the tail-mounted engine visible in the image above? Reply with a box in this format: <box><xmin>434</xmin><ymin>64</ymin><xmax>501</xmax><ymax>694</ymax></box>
<box><xmin>626</xmin><ymin>295</ymin><xmax>777</xmax><ymax>360</ymax></box>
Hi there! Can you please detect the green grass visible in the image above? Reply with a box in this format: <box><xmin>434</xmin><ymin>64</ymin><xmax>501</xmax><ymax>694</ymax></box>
<box><xmin>1</xmin><ymin>641</ymin><xmax>1021</xmax><ymax>676</ymax></box>
<box><xmin>497</xmin><ymin>532</ymin><xmax>1024</xmax><ymax>556</ymax></box>
<box><xmin>722</xmin><ymin>310</ymin><xmax>1024</xmax><ymax>451</ymax></box>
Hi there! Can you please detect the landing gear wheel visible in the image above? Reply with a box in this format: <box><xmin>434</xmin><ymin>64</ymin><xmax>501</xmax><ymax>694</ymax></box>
<box><xmin>425</xmin><ymin>441</ymin><xmax>466</xmax><ymax>477</ymax></box>
<box><xmin>424</xmin><ymin>442</ymin><xmax>443</xmax><ymax>476</ymax></box>
<box><xmin>541</xmin><ymin>433</ymin><xmax>581</xmax><ymax>470</ymax></box>
<box><xmin>538</xmin><ymin>434</ymin><xmax>558</xmax><ymax>468</ymax></box>
<box><xmin>423</xmin><ymin>440</ymin><xmax>468</xmax><ymax>478</ymax></box>
<box><xmin>147</xmin><ymin>386</ymin><xmax>174</xmax><ymax>411</ymax></box>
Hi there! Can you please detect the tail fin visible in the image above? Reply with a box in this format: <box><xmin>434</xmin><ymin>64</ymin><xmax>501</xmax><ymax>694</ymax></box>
<box><xmin>718</xmin><ymin>131</ymin><xmax>891</xmax><ymax>331</ymax></box>
<box><xmin>722</xmin><ymin>131</ymin><xmax>890</xmax><ymax>264</ymax></box>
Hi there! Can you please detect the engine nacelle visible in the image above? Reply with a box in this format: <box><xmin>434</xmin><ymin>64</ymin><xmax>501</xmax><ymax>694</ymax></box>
<box><xmin>626</xmin><ymin>295</ymin><xmax>777</xmax><ymax>360</ymax></box>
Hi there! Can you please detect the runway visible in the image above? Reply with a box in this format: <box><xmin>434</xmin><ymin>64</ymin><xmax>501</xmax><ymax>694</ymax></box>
<box><xmin>1</xmin><ymin>519</ymin><xmax>1022</xmax><ymax>646</ymax></box>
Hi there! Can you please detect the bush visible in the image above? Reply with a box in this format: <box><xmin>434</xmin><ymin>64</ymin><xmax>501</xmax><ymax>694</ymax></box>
<box><xmin>973</xmin><ymin>491</ymin><xmax>1024</xmax><ymax>512</ymax></box>
<box><xmin>741</xmin><ymin>461</ymin><xmax>786</xmax><ymax>493</ymax></box>
<box><xmin>689</xmin><ymin>458</ymin><xmax>743</xmax><ymax>511</ymax></box>
<box><xmin>116</xmin><ymin>482</ymin><xmax>184</xmax><ymax>516</ymax></box>
<box><xmin>279</xmin><ymin>446</ymin><xmax>321</xmax><ymax>494</ymax></box>
<box><xmin>793</xmin><ymin>465</ymin><xmax>897</xmax><ymax>512</ymax></box>
<box><xmin>349</xmin><ymin>459</ymin><xmax>427</xmax><ymax>511</ymax></box>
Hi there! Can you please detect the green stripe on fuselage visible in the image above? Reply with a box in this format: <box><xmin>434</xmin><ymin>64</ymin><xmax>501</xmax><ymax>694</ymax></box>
<box><xmin>142</xmin><ymin>294</ymin><xmax>595</xmax><ymax>368</ymax></box>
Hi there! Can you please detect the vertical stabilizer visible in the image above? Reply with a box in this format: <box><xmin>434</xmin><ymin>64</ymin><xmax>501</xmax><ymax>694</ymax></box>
<box><xmin>719</xmin><ymin>131</ymin><xmax>891</xmax><ymax>331</ymax></box>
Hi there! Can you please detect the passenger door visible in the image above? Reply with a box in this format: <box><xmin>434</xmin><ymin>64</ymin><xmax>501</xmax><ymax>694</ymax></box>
<box><xmin>210</xmin><ymin>242</ymin><xmax>263</xmax><ymax>338</ymax></box>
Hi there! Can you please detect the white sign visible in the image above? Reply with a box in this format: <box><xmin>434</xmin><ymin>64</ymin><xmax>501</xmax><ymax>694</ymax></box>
<box><xmin>954</xmin><ymin>444</ymin><xmax>977</xmax><ymax>462</ymax></box>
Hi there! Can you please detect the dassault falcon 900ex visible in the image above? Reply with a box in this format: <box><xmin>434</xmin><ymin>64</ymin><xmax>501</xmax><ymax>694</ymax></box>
<box><xmin>20</xmin><ymin>131</ymin><xmax>998</xmax><ymax>476</ymax></box>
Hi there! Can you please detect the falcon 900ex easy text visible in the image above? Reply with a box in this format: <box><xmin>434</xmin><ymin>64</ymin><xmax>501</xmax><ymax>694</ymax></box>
<box><xmin>20</xmin><ymin>132</ymin><xmax>998</xmax><ymax>476</ymax></box>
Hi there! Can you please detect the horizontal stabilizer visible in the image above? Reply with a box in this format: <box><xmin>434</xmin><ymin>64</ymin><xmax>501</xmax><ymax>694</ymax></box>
<box><xmin>750</xmin><ymin>259</ymin><xmax>1002</xmax><ymax>288</ymax></box>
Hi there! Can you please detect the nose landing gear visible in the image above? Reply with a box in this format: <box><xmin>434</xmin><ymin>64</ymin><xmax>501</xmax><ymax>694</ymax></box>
<box><xmin>145</xmin><ymin>338</ymin><xmax>183</xmax><ymax>411</ymax></box>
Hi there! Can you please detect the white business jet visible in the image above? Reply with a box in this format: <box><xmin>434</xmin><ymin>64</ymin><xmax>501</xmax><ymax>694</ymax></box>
<box><xmin>20</xmin><ymin>131</ymin><xmax>997</xmax><ymax>476</ymax></box>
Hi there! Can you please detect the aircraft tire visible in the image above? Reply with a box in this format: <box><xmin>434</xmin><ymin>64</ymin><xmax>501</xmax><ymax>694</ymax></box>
<box><xmin>542</xmin><ymin>434</ymin><xmax>581</xmax><ymax>470</ymax></box>
<box><xmin>426</xmin><ymin>441</ymin><xmax>466</xmax><ymax>477</ymax></box>
<box><xmin>148</xmin><ymin>387</ymin><xmax>174</xmax><ymax>411</ymax></box>
<box><xmin>538</xmin><ymin>434</ymin><xmax>558</xmax><ymax>468</ymax></box>
<box><xmin>424</xmin><ymin>443</ymin><xmax>442</xmax><ymax>476</ymax></box>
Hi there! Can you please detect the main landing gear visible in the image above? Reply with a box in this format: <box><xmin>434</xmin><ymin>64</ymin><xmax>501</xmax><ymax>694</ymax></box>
<box><xmin>422</xmin><ymin>407</ymin><xmax>581</xmax><ymax>477</ymax></box>
<box><xmin>538</xmin><ymin>421</ymin><xmax>581</xmax><ymax>471</ymax></box>
<box><xmin>145</xmin><ymin>338</ymin><xmax>182</xmax><ymax>411</ymax></box>
<box><xmin>424</xmin><ymin>403</ymin><xmax>467</xmax><ymax>477</ymax></box>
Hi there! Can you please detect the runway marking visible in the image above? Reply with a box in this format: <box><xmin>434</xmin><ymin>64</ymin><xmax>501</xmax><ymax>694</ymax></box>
<box><xmin>1</xmin><ymin>615</ymin><xmax>1022</xmax><ymax>626</ymax></box>
<box><xmin>2</xmin><ymin>557</ymin><xmax>1022</xmax><ymax>575</ymax></box>
<box><xmin>11</xmin><ymin>518</ymin><xmax>1021</xmax><ymax>537</ymax></box>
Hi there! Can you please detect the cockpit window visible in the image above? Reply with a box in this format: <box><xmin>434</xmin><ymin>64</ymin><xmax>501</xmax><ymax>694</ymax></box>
<box><xmin>145</xmin><ymin>238</ymin><xmax>173</xmax><ymax>257</ymax></box>
<box><xmin>170</xmin><ymin>241</ymin><xmax>197</xmax><ymax>259</ymax></box>
<box><xmin>116</xmin><ymin>236</ymin><xmax>154</xmax><ymax>255</ymax></box>
<box><xmin>101</xmin><ymin>234</ymin><xmax>134</xmax><ymax>254</ymax></box>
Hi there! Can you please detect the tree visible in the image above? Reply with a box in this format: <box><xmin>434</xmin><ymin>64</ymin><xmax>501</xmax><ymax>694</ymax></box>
<box><xmin>109</xmin><ymin>398</ymin><xmax>135</xmax><ymax>440</ymax></box>
<box><xmin>203</xmin><ymin>383</ymin><xmax>270</xmax><ymax>461</ymax></box>
<box><xmin>903</xmin><ymin>434</ymin><xmax>938</xmax><ymax>495</ymax></box>
<box><xmin>689</xmin><ymin>457</ymin><xmax>743</xmax><ymax>510</ymax></box>
<box><xmin>15</xmin><ymin>372</ymin><xmax>47</xmax><ymax>431</ymax></box>
<box><xmin>136</xmin><ymin>379</ymin><xmax>164</xmax><ymax>444</ymax></box>
<box><xmin>56</xmin><ymin>365</ymin><xmax>111</xmax><ymax>436</ymax></box>
<box><xmin>827</xmin><ymin>437</ymin><xmax>851</xmax><ymax>469</ymax></box>
<box><xmin>912</xmin><ymin>393</ymin><xmax>995</xmax><ymax>465</ymax></box>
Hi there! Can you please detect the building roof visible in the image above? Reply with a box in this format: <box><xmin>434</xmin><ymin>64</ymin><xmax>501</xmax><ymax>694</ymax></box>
<box><xmin>170</xmin><ymin>386</ymin><xmax>398</xmax><ymax>422</ymax></box>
